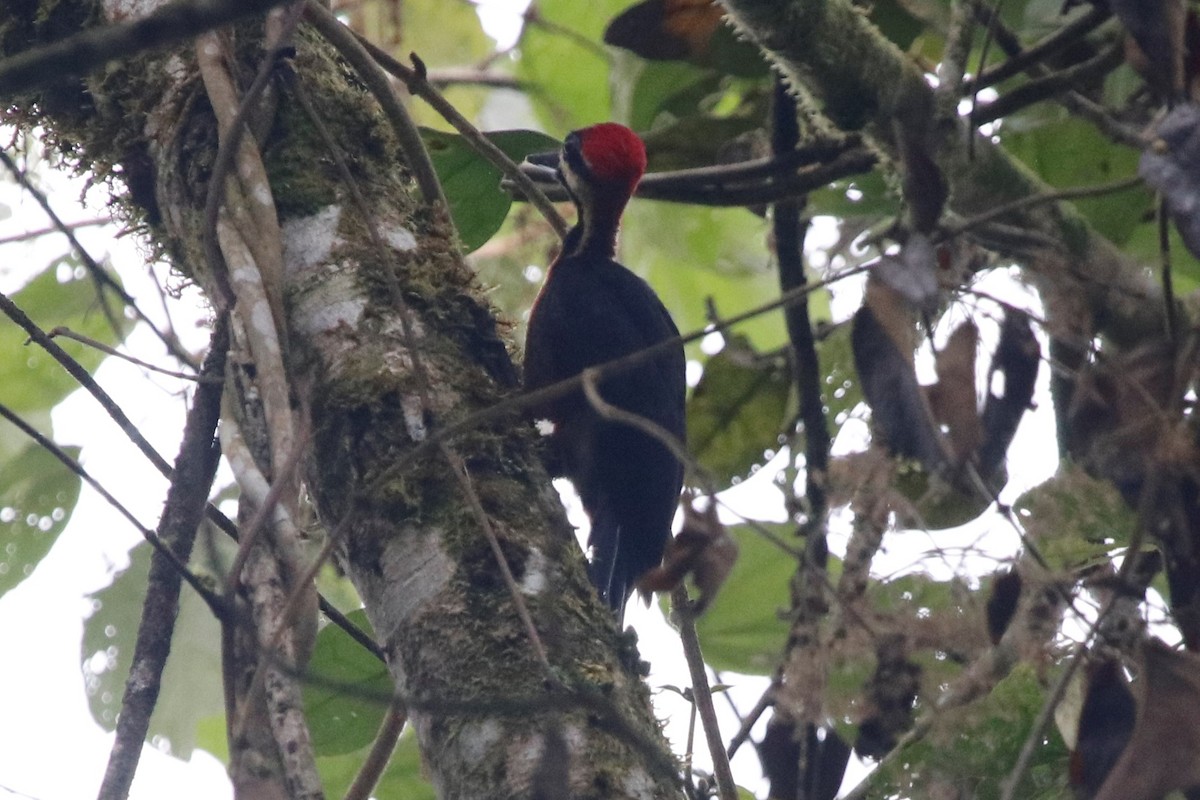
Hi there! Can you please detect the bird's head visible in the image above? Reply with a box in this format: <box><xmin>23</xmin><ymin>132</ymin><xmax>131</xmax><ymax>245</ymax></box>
<box><xmin>560</xmin><ymin>123</ymin><xmax>647</xmax><ymax>199</ymax></box>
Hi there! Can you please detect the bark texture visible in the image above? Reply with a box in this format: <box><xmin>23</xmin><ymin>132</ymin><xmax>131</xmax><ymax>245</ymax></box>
<box><xmin>0</xmin><ymin>2</ymin><xmax>677</xmax><ymax>798</ymax></box>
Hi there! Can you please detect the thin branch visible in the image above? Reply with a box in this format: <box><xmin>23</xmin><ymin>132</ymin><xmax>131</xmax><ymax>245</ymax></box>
<box><xmin>97</xmin><ymin>315</ymin><xmax>228</xmax><ymax>800</ymax></box>
<box><xmin>943</xmin><ymin>174</ymin><xmax>1144</xmax><ymax>236</ymax></box>
<box><xmin>0</xmin><ymin>0</ymin><xmax>291</xmax><ymax>96</ymax></box>
<box><xmin>342</xmin><ymin>701</ymin><xmax>407</xmax><ymax>800</ymax></box>
<box><xmin>970</xmin><ymin>5</ymin><xmax>1146</xmax><ymax>147</ymax></box>
<box><xmin>672</xmin><ymin>587</ymin><xmax>737</xmax><ymax>800</ymax></box>
<box><xmin>424</xmin><ymin>67</ymin><xmax>522</xmax><ymax>89</ymax></box>
<box><xmin>441</xmin><ymin>447</ymin><xmax>553</xmax><ymax>671</ymax></box>
<box><xmin>971</xmin><ymin>40</ymin><xmax>1124</xmax><ymax>126</ymax></box>
<box><xmin>965</xmin><ymin>4</ymin><xmax>1112</xmax><ymax>92</ymax></box>
<box><xmin>342</xmin><ymin>20</ymin><xmax>569</xmax><ymax>237</ymax></box>
<box><xmin>725</xmin><ymin>683</ymin><xmax>776</xmax><ymax>760</ymax></box>
<box><xmin>510</xmin><ymin>146</ymin><xmax>879</xmax><ymax>208</ymax></box>
<box><xmin>0</xmin><ymin>217</ymin><xmax>110</xmax><ymax>245</ymax></box>
<box><xmin>771</xmin><ymin>80</ymin><xmax>830</xmax><ymax>522</ymax></box>
<box><xmin>0</xmin><ymin>401</ymin><xmax>224</xmax><ymax>614</ymax></box>
<box><xmin>365</xmin><ymin>264</ymin><xmax>872</xmax><ymax>501</ymax></box>
<box><xmin>0</xmin><ymin>287</ymin><xmax>379</xmax><ymax>662</ymax></box>
<box><xmin>47</xmin><ymin>326</ymin><xmax>215</xmax><ymax>382</ymax></box>
<box><xmin>301</xmin><ymin>0</ymin><xmax>446</xmax><ymax>209</ymax></box>
<box><xmin>0</xmin><ymin>149</ymin><xmax>195</xmax><ymax>367</ymax></box>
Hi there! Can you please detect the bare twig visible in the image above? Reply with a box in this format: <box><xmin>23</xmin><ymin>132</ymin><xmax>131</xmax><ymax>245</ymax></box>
<box><xmin>97</xmin><ymin>316</ymin><xmax>228</xmax><ymax>800</ymax></box>
<box><xmin>47</xmin><ymin>326</ymin><xmax>214</xmax><ymax>382</ymax></box>
<box><xmin>301</xmin><ymin>0</ymin><xmax>446</xmax><ymax>209</ymax></box>
<box><xmin>343</xmin><ymin>701</ymin><xmax>408</xmax><ymax>800</ymax></box>
<box><xmin>672</xmin><ymin>587</ymin><xmax>738</xmax><ymax>800</ymax></box>
<box><xmin>0</xmin><ymin>401</ymin><xmax>222</xmax><ymax>613</ymax></box>
<box><xmin>0</xmin><ymin>0</ymin><xmax>290</xmax><ymax>96</ymax></box>
<box><xmin>366</xmin><ymin>265</ymin><xmax>872</xmax><ymax>500</ymax></box>
<box><xmin>943</xmin><ymin>174</ymin><xmax>1144</xmax><ymax>236</ymax></box>
<box><xmin>0</xmin><ymin>149</ymin><xmax>194</xmax><ymax>366</ymax></box>
<box><xmin>971</xmin><ymin>40</ymin><xmax>1124</xmax><ymax>125</ymax></box>
<box><xmin>965</xmin><ymin>4</ymin><xmax>1112</xmax><ymax>92</ymax></box>
<box><xmin>0</xmin><ymin>217</ymin><xmax>110</xmax><ymax>245</ymax></box>
<box><xmin>340</xmin><ymin>18</ymin><xmax>569</xmax><ymax>237</ymax></box>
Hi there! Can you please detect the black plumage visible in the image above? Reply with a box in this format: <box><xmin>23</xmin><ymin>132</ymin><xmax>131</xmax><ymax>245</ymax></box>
<box><xmin>523</xmin><ymin>124</ymin><xmax>686</xmax><ymax>619</ymax></box>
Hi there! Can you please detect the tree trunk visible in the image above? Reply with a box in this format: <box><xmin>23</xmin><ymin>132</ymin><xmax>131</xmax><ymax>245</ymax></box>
<box><xmin>1</xmin><ymin>2</ymin><xmax>678</xmax><ymax>797</ymax></box>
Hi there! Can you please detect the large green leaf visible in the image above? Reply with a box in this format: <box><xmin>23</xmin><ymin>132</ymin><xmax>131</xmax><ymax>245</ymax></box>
<box><xmin>0</xmin><ymin>257</ymin><xmax>134</xmax><ymax>416</ymax></box>
<box><xmin>423</xmin><ymin>128</ymin><xmax>562</xmax><ymax>252</ymax></box>
<box><xmin>0</xmin><ymin>259</ymin><xmax>133</xmax><ymax>596</ymax></box>
<box><xmin>82</xmin><ymin>541</ymin><xmax>225</xmax><ymax>758</ymax></box>
<box><xmin>1001</xmin><ymin>115</ymin><xmax>1153</xmax><ymax>246</ymax></box>
<box><xmin>694</xmin><ymin>522</ymin><xmax>796</xmax><ymax>674</ymax></box>
<box><xmin>316</xmin><ymin>727</ymin><xmax>434</xmax><ymax>800</ymax></box>
<box><xmin>687</xmin><ymin>337</ymin><xmax>791</xmax><ymax>486</ymax></box>
<box><xmin>516</xmin><ymin>0</ymin><xmax>631</xmax><ymax>129</ymax></box>
<box><xmin>0</xmin><ymin>442</ymin><xmax>80</xmax><ymax>595</ymax></box>
<box><xmin>304</xmin><ymin>608</ymin><xmax>393</xmax><ymax>757</ymax></box>
<box><xmin>621</xmin><ymin>200</ymin><xmax>786</xmax><ymax>351</ymax></box>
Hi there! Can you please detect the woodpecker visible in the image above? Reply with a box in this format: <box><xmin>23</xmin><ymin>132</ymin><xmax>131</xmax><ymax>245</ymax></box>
<box><xmin>523</xmin><ymin>123</ymin><xmax>686</xmax><ymax>619</ymax></box>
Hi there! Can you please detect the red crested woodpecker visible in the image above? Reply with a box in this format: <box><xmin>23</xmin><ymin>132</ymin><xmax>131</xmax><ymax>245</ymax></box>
<box><xmin>523</xmin><ymin>123</ymin><xmax>686</xmax><ymax>619</ymax></box>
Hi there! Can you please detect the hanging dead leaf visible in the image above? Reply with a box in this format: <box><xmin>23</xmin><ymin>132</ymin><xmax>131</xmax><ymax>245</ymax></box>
<box><xmin>1066</xmin><ymin>338</ymin><xmax>1174</xmax><ymax>498</ymax></box>
<box><xmin>758</xmin><ymin>715</ymin><xmax>852</xmax><ymax>800</ymax></box>
<box><xmin>638</xmin><ymin>498</ymin><xmax>737</xmax><ymax>613</ymax></box>
<box><xmin>1113</xmin><ymin>0</ymin><xmax>1188</xmax><ymax>97</ymax></box>
<box><xmin>854</xmin><ymin>291</ymin><xmax>945</xmax><ymax>472</ymax></box>
<box><xmin>978</xmin><ymin>309</ymin><xmax>1040</xmax><ymax>479</ymax></box>
<box><xmin>927</xmin><ymin>321</ymin><xmax>982</xmax><ymax>464</ymax></box>
<box><xmin>1070</xmin><ymin>658</ymin><xmax>1136</xmax><ymax>799</ymax></box>
<box><xmin>985</xmin><ymin>568</ymin><xmax>1022</xmax><ymax>645</ymax></box>
<box><xmin>604</xmin><ymin>0</ymin><xmax>723</xmax><ymax>61</ymax></box>
<box><xmin>1092</xmin><ymin>640</ymin><xmax>1200</xmax><ymax>800</ymax></box>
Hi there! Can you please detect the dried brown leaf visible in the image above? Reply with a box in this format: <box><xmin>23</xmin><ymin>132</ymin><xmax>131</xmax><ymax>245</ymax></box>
<box><xmin>637</xmin><ymin>499</ymin><xmax>738</xmax><ymax>613</ymax></box>
<box><xmin>927</xmin><ymin>321</ymin><xmax>982</xmax><ymax>464</ymax></box>
<box><xmin>1093</xmin><ymin>640</ymin><xmax>1200</xmax><ymax>800</ymax></box>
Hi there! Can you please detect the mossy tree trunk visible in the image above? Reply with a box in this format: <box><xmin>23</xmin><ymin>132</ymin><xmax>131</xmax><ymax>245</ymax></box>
<box><xmin>1</xmin><ymin>2</ymin><xmax>678</xmax><ymax>798</ymax></box>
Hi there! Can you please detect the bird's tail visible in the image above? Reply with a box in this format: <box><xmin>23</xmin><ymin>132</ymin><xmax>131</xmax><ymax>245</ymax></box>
<box><xmin>587</xmin><ymin>501</ymin><xmax>629</xmax><ymax>621</ymax></box>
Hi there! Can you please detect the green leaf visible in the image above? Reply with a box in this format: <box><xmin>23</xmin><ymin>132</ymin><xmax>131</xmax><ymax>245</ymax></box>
<box><xmin>640</xmin><ymin>114</ymin><xmax>765</xmax><ymax>172</ymax></box>
<box><xmin>304</xmin><ymin>609</ymin><xmax>393</xmax><ymax>757</ymax></box>
<box><xmin>687</xmin><ymin>337</ymin><xmax>791</xmax><ymax>485</ymax></box>
<box><xmin>422</xmin><ymin>128</ymin><xmax>562</xmax><ymax>252</ymax></box>
<box><xmin>621</xmin><ymin>200</ymin><xmax>786</xmax><ymax>351</ymax></box>
<box><xmin>404</xmin><ymin>0</ymin><xmax>496</xmax><ymax>129</ymax></box>
<box><xmin>1013</xmin><ymin>465</ymin><xmax>1136</xmax><ymax>571</ymax></box>
<box><xmin>316</xmin><ymin>728</ymin><xmax>434</xmax><ymax>800</ymax></box>
<box><xmin>516</xmin><ymin>0</ymin><xmax>631</xmax><ymax>129</ymax></box>
<box><xmin>869</xmin><ymin>663</ymin><xmax>1069</xmax><ymax>800</ymax></box>
<box><xmin>870</xmin><ymin>0</ymin><xmax>925</xmax><ymax>49</ymax></box>
<box><xmin>0</xmin><ymin>442</ymin><xmax>80</xmax><ymax>595</ymax></box>
<box><xmin>694</xmin><ymin>522</ymin><xmax>796</xmax><ymax>673</ymax></box>
<box><xmin>83</xmin><ymin>542</ymin><xmax>225</xmax><ymax>758</ymax></box>
<box><xmin>0</xmin><ymin>258</ymin><xmax>133</xmax><ymax>416</ymax></box>
<box><xmin>809</xmin><ymin>171</ymin><xmax>896</xmax><ymax>219</ymax></box>
<box><xmin>616</xmin><ymin>59</ymin><xmax>716</xmax><ymax>133</ymax></box>
<box><xmin>1001</xmin><ymin>115</ymin><xmax>1152</xmax><ymax>245</ymax></box>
